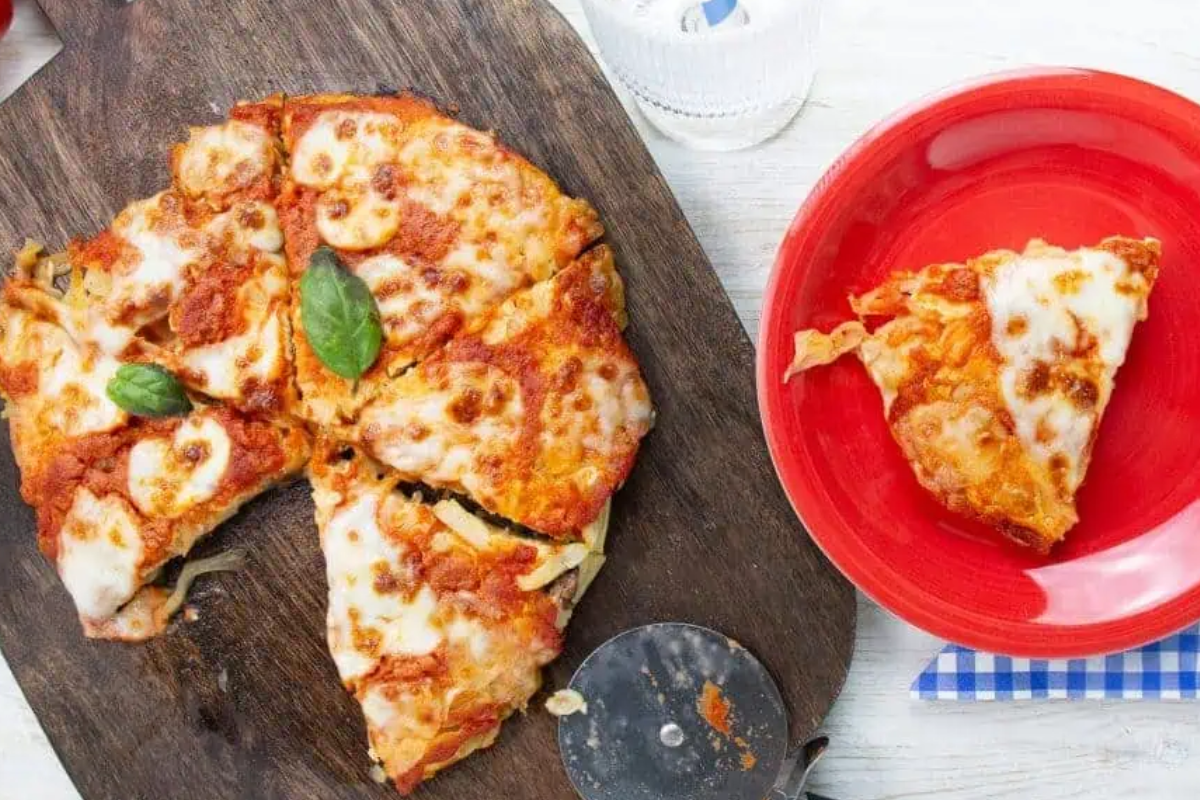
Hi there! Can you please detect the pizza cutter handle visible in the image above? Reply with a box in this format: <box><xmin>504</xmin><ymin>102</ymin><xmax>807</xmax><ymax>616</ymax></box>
<box><xmin>769</xmin><ymin>736</ymin><xmax>839</xmax><ymax>800</ymax></box>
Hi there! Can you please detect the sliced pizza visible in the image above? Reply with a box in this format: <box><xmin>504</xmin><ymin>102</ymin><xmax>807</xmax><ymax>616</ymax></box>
<box><xmin>309</xmin><ymin>438</ymin><xmax>602</xmax><ymax>794</ymax></box>
<box><xmin>347</xmin><ymin>245</ymin><xmax>653</xmax><ymax>540</ymax></box>
<box><xmin>2</xmin><ymin>245</ymin><xmax>309</xmax><ymax>639</ymax></box>
<box><xmin>5</xmin><ymin>98</ymin><xmax>297</xmax><ymax>416</ymax></box>
<box><xmin>0</xmin><ymin>293</ymin><xmax>309</xmax><ymax>639</ymax></box>
<box><xmin>785</xmin><ymin>237</ymin><xmax>1160</xmax><ymax>552</ymax></box>
<box><xmin>2</xmin><ymin>90</ymin><xmax>656</xmax><ymax>796</ymax></box>
<box><xmin>0</xmin><ymin>292</ymin><xmax>128</xmax><ymax>486</ymax></box>
<box><xmin>33</xmin><ymin>406</ymin><xmax>307</xmax><ymax>640</ymax></box>
<box><xmin>278</xmin><ymin>92</ymin><xmax>603</xmax><ymax>425</ymax></box>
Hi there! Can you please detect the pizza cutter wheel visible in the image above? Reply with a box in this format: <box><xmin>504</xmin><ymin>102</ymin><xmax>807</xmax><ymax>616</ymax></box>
<box><xmin>558</xmin><ymin>623</ymin><xmax>833</xmax><ymax>800</ymax></box>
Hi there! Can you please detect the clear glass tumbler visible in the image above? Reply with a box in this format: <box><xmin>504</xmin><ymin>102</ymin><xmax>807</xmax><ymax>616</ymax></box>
<box><xmin>579</xmin><ymin>0</ymin><xmax>822</xmax><ymax>151</ymax></box>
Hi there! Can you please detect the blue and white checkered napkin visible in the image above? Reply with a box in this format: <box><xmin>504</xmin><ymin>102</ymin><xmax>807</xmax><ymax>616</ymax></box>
<box><xmin>912</xmin><ymin>625</ymin><xmax>1200</xmax><ymax>700</ymax></box>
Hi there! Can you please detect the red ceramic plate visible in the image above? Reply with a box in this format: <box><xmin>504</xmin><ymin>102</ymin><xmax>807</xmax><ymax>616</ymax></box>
<box><xmin>758</xmin><ymin>68</ymin><xmax>1200</xmax><ymax>658</ymax></box>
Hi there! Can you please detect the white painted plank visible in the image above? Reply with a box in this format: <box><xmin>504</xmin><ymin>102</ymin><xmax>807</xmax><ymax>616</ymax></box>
<box><xmin>0</xmin><ymin>0</ymin><xmax>59</xmax><ymax>103</ymax></box>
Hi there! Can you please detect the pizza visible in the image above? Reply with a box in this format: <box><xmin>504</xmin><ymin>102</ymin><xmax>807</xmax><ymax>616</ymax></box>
<box><xmin>2</xmin><ymin>91</ymin><xmax>652</xmax><ymax>793</ymax></box>
<box><xmin>785</xmin><ymin>237</ymin><xmax>1159</xmax><ymax>552</ymax></box>
<box><xmin>0</xmin><ymin>260</ymin><xmax>309</xmax><ymax>639</ymax></box>
<box><xmin>0</xmin><ymin>101</ymin><xmax>308</xmax><ymax>639</ymax></box>
<box><xmin>278</xmin><ymin>93</ymin><xmax>604</xmax><ymax>426</ymax></box>
<box><xmin>348</xmin><ymin>244</ymin><xmax>653</xmax><ymax>539</ymax></box>
<box><xmin>7</xmin><ymin>98</ymin><xmax>295</xmax><ymax>416</ymax></box>
<box><xmin>310</xmin><ymin>439</ymin><xmax>603</xmax><ymax>792</ymax></box>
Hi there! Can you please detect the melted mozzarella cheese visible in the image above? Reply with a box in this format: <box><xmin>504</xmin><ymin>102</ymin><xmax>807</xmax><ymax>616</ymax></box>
<box><xmin>40</xmin><ymin>339</ymin><xmax>126</xmax><ymax>436</ymax></box>
<box><xmin>1</xmin><ymin>308</ymin><xmax>128</xmax><ymax>450</ymax></box>
<box><xmin>324</xmin><ymin>493</ymin><xmax>443</xmax><ymax>683</ymax></box>
<box><xmin>316</xmin><ymin>181</ymin><xmax>401</xmax><ymax>251</ymax></box>
<box><xmin>6</xmin><ymin>275</ymin><xmax>138</xmax><ymax>359</ymax></box>
<box><xmin>0</xmin><ymin>307</ymin><xmax>35</xmax><ymax>361</ymax></box>
<box><xmin>984</xmin><ymin>247</ymin><xmax>1149</xmax><ymax>487</ymax></box>
<box><xmin>394</xmin><ymin>119</ymin><xmax>559</xmax><ymax>276</ymax></box>
<box><xmin>290</xmin><ymin>111</ymin><xmax>401</xmax><ymax>189</ymax></box>
<box><xmin>175</xmin><ymin>120</ymin><xmax>274</xmax><ymax>199</ymax></box>
<box><xmin>56</xmin><ymin>488</ymin><xmax>144</xmax><ymax>621</ymax></box>
<box><xmin>392</xmin><ymin>122</ymin><xmax>516</xmax><ymax>222</ymax></box>
<box><xmin>128</xmin><ymin>415</ymin><xmax>232</xmax><ymax>517</ymax></box>
<box><xmin>477</xmin><ymin>273</ymin><xmax>556</xmax><ymax>346</ymax></box>
<box><xmin>210</xmin><ymin>200</ymin><xmax>285</xmax><ymax>254</ymax></box>
<box><xmin>446</xmin><ymin>617</ymin><xmax>491</xmax><ymax>661</ymax></box>
<box><xmin>356</xmin><ymin>254</ymin><xmax>448</xmax><ymax>344</ymax></box>
<box><xmin>77</xmin><ymin>309</ymin><xmax>135</xmax><ymax>356</ymax></box>
<box><xmin>358</xmin><ymin>364</ymin><xmax>525</xmax><ymax>486</ymax></box>
<box><xmin>441</xmin><ymin>241</ymin><xmax>524</xmax><ymax>315</ymax></box>
<box><xmin>359</xmin><ymin>683</ymin><xmax>445</xmax><ymax>757</ymax></box>
<box><xmin>857</xmin><ymin>320</ymin><xmax>925</xmax><ymax>414</ymax></box>
<box><xmin>183</xmin><ymin>307</ymin><xmax>285</xmax><ymax>398</ymax></box>
<box><xmin>582</xmin><ymin>361</ymin><xmax>652</xmax><ymax>452</ymax></box>
<box><xmin>538</xmin><ymin>369</ymin><xmax>653</xmax><ymax>493</ymax></box>
<box><xmin>107</xmin><ymin>193</ymin><xmax>200</xmax><ymax>322</ymax></box>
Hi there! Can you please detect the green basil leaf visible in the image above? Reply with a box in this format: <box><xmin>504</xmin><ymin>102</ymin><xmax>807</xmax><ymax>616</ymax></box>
<box><xmin>300</xmin><ymin>246</ymin><xmax>383</xmax><ymax>380</ymax></box>
<box><xmin>106</xmin><ymin>363</ymin><xmax>193</xmax><ymax>417</ymax></box>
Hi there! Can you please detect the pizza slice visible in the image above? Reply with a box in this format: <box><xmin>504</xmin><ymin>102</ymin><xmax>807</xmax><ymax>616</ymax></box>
<box><xmin>278</xmin><ymin>92</ymin><xmax>604</xmax><ymax>425</ymax></box>
<box><xmin>310</xmin><ymin>438</ymin><xmax>604</xmax><ymax>794</ymax></box>
<box><xmin>785</xmin><ymin>237</ymin><xmax>1160</xmax><ymax>552</ymax></box>
<box><xmin>32</xmin><ymin>406</ymin><xmax>308</xmax><ymax>640</ymax></box>
<box><xmin>2</xmin><ymin>240</ymin><xmax>309</xmax><ymax>639</ymax></box>
<box><xmin>346</xmin><ymin>245</ymin><xmax>653</xmax><ymax>540</ymax></box>
<box><xmin>5</xmin><ymin>98</ymin><xmax>297</xmax><ymax>416</ymax></box>
<box><xmin>0</xmin><ymin>290</ymin><xmax>128</xmax><ymax>484</ymax></box>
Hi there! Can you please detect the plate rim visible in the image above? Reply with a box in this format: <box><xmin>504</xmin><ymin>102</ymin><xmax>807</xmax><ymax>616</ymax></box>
<box><xmin>756</xmin><ymin>66</ymin><xmax>1200</xmax><ymax>658</ymax></box>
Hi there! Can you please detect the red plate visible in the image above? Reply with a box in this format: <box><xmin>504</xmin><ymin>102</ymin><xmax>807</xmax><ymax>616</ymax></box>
<box><xmin>758</xmin><ymin>68</ymin><xmax>1200</xmax><ymax>658</ymax></box>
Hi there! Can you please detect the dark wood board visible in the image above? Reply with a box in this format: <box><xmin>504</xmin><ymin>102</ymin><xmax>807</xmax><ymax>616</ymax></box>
<box><xmin>0</xmin><ymin>1</ymin><xmax>856</xmax><ymax>798</ymax></box>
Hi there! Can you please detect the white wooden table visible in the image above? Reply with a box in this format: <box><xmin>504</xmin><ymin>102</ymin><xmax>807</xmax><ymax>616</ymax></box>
<box><xmin>3</xmin><ymin>0</ymin><xmax>1200</xmax><ymax>797</ymax></box>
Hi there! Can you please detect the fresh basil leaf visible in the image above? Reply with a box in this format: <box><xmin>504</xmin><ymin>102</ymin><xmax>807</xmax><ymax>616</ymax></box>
<box><xmin>300</xmin><ymin>246</ymin><xmax>383</xmax><ymax>380</ymax></box>
<box><xmin>106</xmin><ymin>363</ymin><xmax>193</xmax><ymax>417</ymax></box>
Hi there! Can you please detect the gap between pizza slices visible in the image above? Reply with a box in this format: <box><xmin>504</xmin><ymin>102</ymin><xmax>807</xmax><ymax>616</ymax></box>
<box><xmin>0</xmin><ymin>92</ymin><xmax>653</xmax><ymax>793</ymax></box>
<box><xmin>785</xmin><ymin>237</ymin><xmax>1159</xmax><ymax>553</ymax></box>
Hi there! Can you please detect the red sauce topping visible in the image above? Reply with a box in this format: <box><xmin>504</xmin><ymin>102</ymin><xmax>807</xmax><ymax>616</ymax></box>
<box><xmin>172</xmin><ymin>260</ymin><xmax>253</xmax><ymax>346</ymax></box>
<box><xmin>0</xmin><ymin>362</ymin><xmax>37</xmax><ymax>397</ymax></box>
<box><xmin>698</xmin><ymin>680</ymin><xmax>732</xmax><ymax>736</ymax></box>
<box><xmin>32</xmin><ymin>408</ymin><xmax>294</xmax><ymax>562</ymax></box>
<box><xmin>937</xmin><ymin>268</ymin><xmax>980</xmax><ymax>302</ymax></box>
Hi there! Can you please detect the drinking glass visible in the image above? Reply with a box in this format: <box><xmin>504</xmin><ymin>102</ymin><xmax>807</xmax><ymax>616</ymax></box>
<box><xmin>578</xmin><ymin>0</ymin><xmax>822</xmax><ymax>151</ymax></box>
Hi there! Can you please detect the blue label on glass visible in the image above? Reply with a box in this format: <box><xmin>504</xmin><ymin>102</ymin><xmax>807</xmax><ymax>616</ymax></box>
<box><xmin>701</xmin><ymin>0</ymin><xmax>739</xmax><ymax>26</ymax></box>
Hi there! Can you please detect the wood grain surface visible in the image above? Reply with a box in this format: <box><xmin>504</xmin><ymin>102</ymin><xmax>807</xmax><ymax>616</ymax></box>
<box><xmin>0</xmin><ymin>1</ymin><xmax>855</xmax><ymax>798</ymax></box>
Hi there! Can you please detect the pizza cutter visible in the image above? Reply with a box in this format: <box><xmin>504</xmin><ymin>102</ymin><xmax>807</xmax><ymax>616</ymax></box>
<box><xmin>557</xmin><ymin>623</ymin><xmax>837</xmax><ymax>800</ymax></box>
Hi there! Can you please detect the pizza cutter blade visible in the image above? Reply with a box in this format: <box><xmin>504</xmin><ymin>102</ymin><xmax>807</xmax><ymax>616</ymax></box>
<box><xmin>557</xmin><ymin>623</ymin><xmax>789</xmax><ymax>800</ymax></box>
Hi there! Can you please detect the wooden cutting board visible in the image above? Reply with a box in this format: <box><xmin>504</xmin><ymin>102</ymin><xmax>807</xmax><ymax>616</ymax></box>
<box><xmin>0</xmin><ymin>1</ymin><xmax>856</xmax><ymax>798</ymax></box>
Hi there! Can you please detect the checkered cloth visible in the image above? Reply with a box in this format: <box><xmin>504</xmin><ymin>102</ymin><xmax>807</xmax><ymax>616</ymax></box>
<box><xmin>912</xmin><ymin>625</ymin><xmax>1200</xmax><ymax>700</ymax></box>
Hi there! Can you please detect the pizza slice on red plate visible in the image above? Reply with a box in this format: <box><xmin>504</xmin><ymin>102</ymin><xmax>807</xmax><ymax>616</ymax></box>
<box><xmin>785</xmin><ymin>237</ymin><xmax>1159</xmax><ymax>552</ymax></box>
